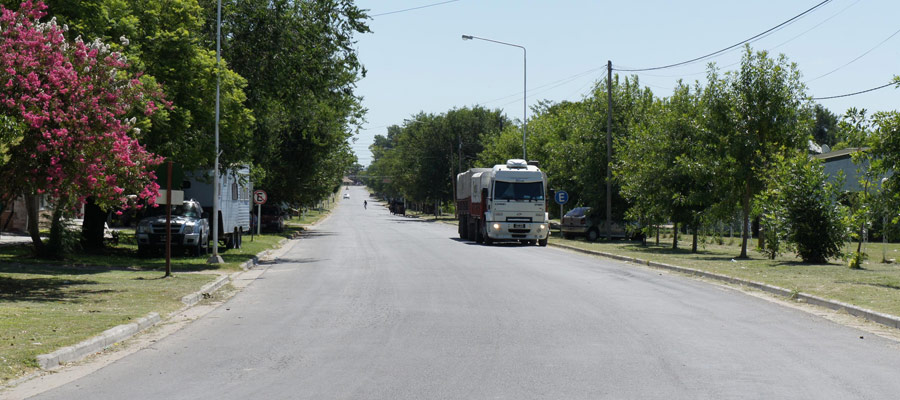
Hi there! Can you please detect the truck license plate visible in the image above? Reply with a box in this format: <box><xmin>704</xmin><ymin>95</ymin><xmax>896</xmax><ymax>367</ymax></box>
<box><xmin>513</xmin><ymin>224</ymin><xmax>525</xmax><ymax>229</ymax></box>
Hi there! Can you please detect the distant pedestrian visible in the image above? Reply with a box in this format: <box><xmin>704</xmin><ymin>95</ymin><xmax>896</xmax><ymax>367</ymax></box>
<box><xmin>364</xmin><ymin>200</ymin><xmax>367</xmax><ymax>209</ymax></box>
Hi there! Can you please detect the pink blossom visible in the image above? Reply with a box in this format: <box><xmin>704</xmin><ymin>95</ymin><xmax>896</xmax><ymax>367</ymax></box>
<box><xmin>0</xmin><ymin>1</ymin><xmax>165</xmax><ymax>213</ymax></box>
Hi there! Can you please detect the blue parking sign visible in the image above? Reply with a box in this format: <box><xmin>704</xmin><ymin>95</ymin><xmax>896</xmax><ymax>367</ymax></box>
<box><xmin>554</xmin><ymin>190</ymin><xmax>569</xmax><ymax>205</ymax></box>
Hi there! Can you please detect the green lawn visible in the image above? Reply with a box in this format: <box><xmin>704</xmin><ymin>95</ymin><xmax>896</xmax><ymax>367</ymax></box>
<box><xmin>0</xmin><ymin>265</ymin><xmax>214</xmax><ymax>383</ymax></box>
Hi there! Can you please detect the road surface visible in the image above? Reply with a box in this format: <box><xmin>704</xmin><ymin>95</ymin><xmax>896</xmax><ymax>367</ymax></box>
<box><xmin>25</xmin><ymin>186</ymin><xmax>900</xmax><ymax>399</ymax></box>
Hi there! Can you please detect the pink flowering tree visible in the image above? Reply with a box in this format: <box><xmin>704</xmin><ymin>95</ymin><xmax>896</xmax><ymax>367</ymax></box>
<box><xmin>0</xmin><ymin>1</ymin><xmax>166</xmax><ymax>256</ymax></box>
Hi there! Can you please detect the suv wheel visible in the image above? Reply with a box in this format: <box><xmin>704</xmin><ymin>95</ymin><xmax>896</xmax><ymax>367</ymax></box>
<box><xmin>587</xmin><ymin>228</ymin><xmax>600</xmax><ymax>242</ymax></box>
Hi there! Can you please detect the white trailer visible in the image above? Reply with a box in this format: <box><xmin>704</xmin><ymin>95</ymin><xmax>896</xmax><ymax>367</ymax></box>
<box><xmin>183</xmin><ymin>167</ymin><xmax>252</xmax><ymax>249</ymax></box>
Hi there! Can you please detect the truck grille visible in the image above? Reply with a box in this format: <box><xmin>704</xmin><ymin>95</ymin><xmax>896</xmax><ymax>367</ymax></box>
<box><xmin>509</xmin><ymin>228</ymin><xmax>531</xmax><ymax>234</ymax></box>
<box><xmin>506</xmin><ymin>217</ymin><xmax>533</xmax><ymax>222</ymax></box>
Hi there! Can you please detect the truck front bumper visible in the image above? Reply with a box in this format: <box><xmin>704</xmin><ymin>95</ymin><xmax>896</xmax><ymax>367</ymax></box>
<box><xmin>485</xmin><ymin>221</ymin><xmax>550</xmax><ymax>241</ymax></box>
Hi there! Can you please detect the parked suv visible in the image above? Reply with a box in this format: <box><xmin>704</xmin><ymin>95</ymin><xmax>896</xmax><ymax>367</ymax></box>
<box><xmin>560</xmin><ymin>207</ymin><xmax>639</xmax><ymax>241</ymax></box>
<box><xmin>259</xmin><ymin>204</ymin><xmax>285</xmax><ymax>232</ymax></box>
<box><xmin>136</xmin><ymin>200</ymin><xmax>209</xmax><ymax>256</ymax></box>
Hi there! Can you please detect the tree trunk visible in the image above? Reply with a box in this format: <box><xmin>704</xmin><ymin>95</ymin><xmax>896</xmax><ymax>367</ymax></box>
<box><xmin>44</xmin><ymin>201</ymin><xmax>67</xmax><ymax>258</ymax></box>
<box><xmin>672</xmin><ymin>222</ymin><xmax>678</xmax><ymax>249</ymax></box>
<box><xmin>24</xmin><ymin>194</ymin><xmax>44</xmax><ymax>253</ymax></box>
<box><xmin>655</xmin><ymin>224</ymin><xmax>660</xmax><ymax>245</ymax></box>
<box><xmin>691</xmin><ymin>226</ymin><xmax>698</xmax><ymax>253</ymax></box>
<box><xmin>739</xmin><ymin>187</ymin><xmax>751</xmax><ymax>259</ymax></box>
<box><xmin>856</xmin><ymin>179</ymin><xmax>871</xmax><ymax>257</ymax></box>
<box><xmin>757</xmin><ymin>218</ymin><xmax>765</xmax><ymax>251</ymax></box>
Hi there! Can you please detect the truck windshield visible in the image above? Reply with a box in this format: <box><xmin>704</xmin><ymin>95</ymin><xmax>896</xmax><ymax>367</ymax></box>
<box><xmin>494</xmin><ymin>181</ymin><xmax>544</xmax><ymax>201</ymax></box>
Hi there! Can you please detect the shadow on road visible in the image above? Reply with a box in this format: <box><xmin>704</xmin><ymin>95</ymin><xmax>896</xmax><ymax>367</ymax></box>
<box><xmin>300</xmin><ymin>231</ymin><xmax>338</xmax><ymax>239</ymax></box>
<box><xmin>276</xmin><ymin>257</ymin><xmax>327</xmax><ymax>264</ymax></box>
<box><xmin>449</xmin><ymin>237</ymin><xmax>541</xmax><ymax>247</ymax></box>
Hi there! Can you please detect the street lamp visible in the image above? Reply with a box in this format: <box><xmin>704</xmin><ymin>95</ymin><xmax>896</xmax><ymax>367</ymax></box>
<box><xmin>462</xmin><ymin>34</ymin><xmax>527</xmax><ymax>160</ymax></box>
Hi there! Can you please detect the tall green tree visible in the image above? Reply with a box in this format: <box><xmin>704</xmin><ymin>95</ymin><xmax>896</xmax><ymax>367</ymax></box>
<box><xmin>703</xmin><ymin>46</ymin><xmax>812</xmax><ymax>258</ymax></box>
<box><xmin>368</xmin><ymin>107</ymin><xmax>506</xmax><ymax>207</ymax></box>
<box><xmin>478</xmin><ymin>75</ymin><xmax>654</xmax><ymax>222</ymax></box>
<box><xmin>25</xmin><ymin>0</ymin><xmax>255</xmax><ymax>171</ymax></box>
<box><xmin>618</xmin><ymin>81</ymin><xmax>717</xmax><ymax>252</ymax></box>
<box><xmin>809</xmin><ymin>104</ymin><xmax>841</xmax><ymax>148</ymax></box>
<box><xmin>199</xmin><ymin>0</ymin><xmax>368</xmax><ymax>206</ymax></box>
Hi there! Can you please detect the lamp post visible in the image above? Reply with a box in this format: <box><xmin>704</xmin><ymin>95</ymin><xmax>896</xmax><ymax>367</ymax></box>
<box><xmin>208</xmin><ymin>0</ymin><xmax>224</xmax><ymax>264</ymax></box>
<box><xmin>462</xmin><ymin>34</ymin><xmax>527</xmax><ymax>160</ymax></box>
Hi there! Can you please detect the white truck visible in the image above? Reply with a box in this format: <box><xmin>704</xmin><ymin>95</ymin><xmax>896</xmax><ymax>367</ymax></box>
<box><xmin>456</xmin><ymin>159</ymin><xmax>550</xmax><ymax>246</ymax></box>
<box><xmin>182</xmin><ymin>167</ymin><xmax>252</xmax><ymax>249</ymax></box>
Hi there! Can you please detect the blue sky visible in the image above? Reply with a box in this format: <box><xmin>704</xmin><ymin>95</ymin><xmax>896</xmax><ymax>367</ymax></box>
<box><xmin>352</xmin><ymin>0</ymin><xmax>899</xmax><ymax>166</ymax></box>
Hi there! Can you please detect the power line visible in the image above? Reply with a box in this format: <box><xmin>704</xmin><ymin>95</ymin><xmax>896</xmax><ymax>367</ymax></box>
<box><xmin>614</xmin><ymin>0</ymin><xmax>833</xmax><ymax>72</ymax></box>
<box><xmin>371</xmin><ymin>0</ymin><xmax>461</xmax><ymax>17</ymax></box>
<box><xmin>806</xmin><ymin>26</ymin><xmax>900</xmax><ymax>83</ymax></box>
<box><xmin>474</xmin><ymin>0</ymin><xmax>843</xmax><ymax>108</ymax></box>
<box><xmin>812</xmin><ymin>81</ymin><xmax>897</xmax><ymax>100</ymax></box>
<box><xmin>619</xmin><ymin>0</ymin><xmax>857</xmax><ymax>85</ymax></box>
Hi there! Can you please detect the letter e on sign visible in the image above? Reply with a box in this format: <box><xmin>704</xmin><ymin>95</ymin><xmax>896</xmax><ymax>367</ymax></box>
<box><xmin>253</xmin><ymin>189</ymin><xmax>267</xmax><ymax>205</ymax></box>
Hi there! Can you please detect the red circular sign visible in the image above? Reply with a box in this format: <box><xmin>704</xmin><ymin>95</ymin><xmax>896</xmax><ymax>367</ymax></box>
<box><xmin>252</xmin><ymin>189</ymin><xmax>267</xmax><ymax>205</ymax></box>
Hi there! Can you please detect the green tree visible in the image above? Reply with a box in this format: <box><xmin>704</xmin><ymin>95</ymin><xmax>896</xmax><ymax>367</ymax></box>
<box><xmin>479</xmin><ymin>75</ymin><xmax>654</xmax><ymax>223</ymax></box>
<box><xmin>198</xmin><ymin>0</ymin><xmax>369</xmax><ymax>207</ymax></box>
<box><xmin>809</xmin><ymin>104</ymin><xmax>841</xmax><ymax>148</ymax></box>
<box><xmin>368</xmin><ymin>107</ymin><xmax>506</xmax><ymax>209</ymax></box>
<box><xmin>617</xmin><ymin>82</ymin><xmax>718</xmax><ymax>251</ymax></box>
<box><xmin>757</xmin><ymin>154</ymin><xmax>848</xmax><ymax>262</ymax></box>
<box><xmin>703</xmin><ymin>46</ymin><xmax>812</xmax><ymax>258</ymax></box>
<box><xmin>28</xmin><ymin>0</ymin><xmax>255</xmax><ymax>171</ymax></box>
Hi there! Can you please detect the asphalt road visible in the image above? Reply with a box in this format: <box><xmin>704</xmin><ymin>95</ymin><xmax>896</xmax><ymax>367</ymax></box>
<box><xmin>28</xmin><ymin>186</ymin><xmax>900</xmax><ymax>399</ymax></box>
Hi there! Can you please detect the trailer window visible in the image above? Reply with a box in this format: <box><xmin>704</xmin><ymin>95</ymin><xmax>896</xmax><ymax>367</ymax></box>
<box><xmin>494</xmin><ymin>181</ymin><xmax>544</xmax><ymax>201</ymax></box>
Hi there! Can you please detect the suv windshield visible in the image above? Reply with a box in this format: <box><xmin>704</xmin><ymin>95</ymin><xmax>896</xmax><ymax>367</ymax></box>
<box><xmin>147</xmin><ymin>203</ymin><xmax>202</xmax><ymax>218</ymax></box>
<box><xmin>493</xmin><ymin>181</ymin><xmax>544</xmax><ymax>201</ymax></box>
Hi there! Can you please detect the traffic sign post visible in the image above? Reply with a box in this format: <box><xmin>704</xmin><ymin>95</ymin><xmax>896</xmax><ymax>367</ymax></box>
<box><xmin>253</xmin><ymin>190</ymin><xmax>267</xmax><ymax>237</ymax></box>
<box><xmin>554</xmin><ymin>190</ymin><xmax>569</xmax><ymax>233</ymax></box>
<box><xmin>554</xmin><ymin>190</ymin><xmax>568</xmax><ymax>205</ymax></box>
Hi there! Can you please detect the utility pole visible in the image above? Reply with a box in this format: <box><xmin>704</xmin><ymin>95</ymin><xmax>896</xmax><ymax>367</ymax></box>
<box><xmin>208</xmin><ymin>0</ymin><xmax>224</xmax><ymax>264</ymax></box>
<box><xmin>606</xmin><ymin>60</ymin><xmax>613</xmax><ymax>240</ymax></box>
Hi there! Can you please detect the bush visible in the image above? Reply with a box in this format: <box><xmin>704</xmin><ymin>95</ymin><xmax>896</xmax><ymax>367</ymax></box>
<box><xmin>761</xmin><ymin>155</ymin><xmax>849</xmax><ymax>263</ymax></box>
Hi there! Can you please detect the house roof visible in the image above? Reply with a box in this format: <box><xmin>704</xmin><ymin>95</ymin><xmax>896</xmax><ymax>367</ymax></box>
<box><xmin>813</xmin><ymin>147</ymin><xmax>868</xmax><ymax>161</ymax></box>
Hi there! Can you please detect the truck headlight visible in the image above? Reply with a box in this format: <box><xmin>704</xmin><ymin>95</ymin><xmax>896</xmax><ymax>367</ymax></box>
<box><xmin>137</xmin><ymin>223</ymin><xmax>150</xmax><ymax>234</ymax></box>
<box><xmin>183</xmin><ymin>224</ymin><xmax>194</xmax><ymax>234</ymax></box>
<box><xmin>492</xmin><ymin>223</ymin><xmax>500</xmax><ymax>230</ymax></box>
<box><xmin>540</xmin><ymin>224</ymin><xmax>546</xmax><ymax>230</ymax></box>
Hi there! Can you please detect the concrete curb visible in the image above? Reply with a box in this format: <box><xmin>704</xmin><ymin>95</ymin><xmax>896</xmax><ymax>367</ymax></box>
<box><xmin>35</xmin><ymin>313</ymin><xmax>160</xmax><ymax>370</ymax></box>
<box><xmin>550</xmin><ymin>242</ymin><xmax>900</xmax><ymax>330</ymax></box>
<box><xmin>180</xmin><ymin>274</ymin><xmax>233</xmax><ymax>307</ymax></box>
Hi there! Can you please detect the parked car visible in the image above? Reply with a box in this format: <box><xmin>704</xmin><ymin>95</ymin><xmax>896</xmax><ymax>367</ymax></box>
<box><xmin>560</xmin><ymin>206</ymin><xmax>641</xmax><ymax>241</ymax></box>
<box><xmin>259</xmin><ymin>204</ymin><xmax>285</xmax><ymax>232</ymax></box>
<box><xmin>343</xmin><ymin>193</ymin><xmax>350</xmax><ymax>199</ymax></box>
<box><xmin>136</xmin><ymin>200</ymin><xmax>210</xmax><ymax>256</ymax></box>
